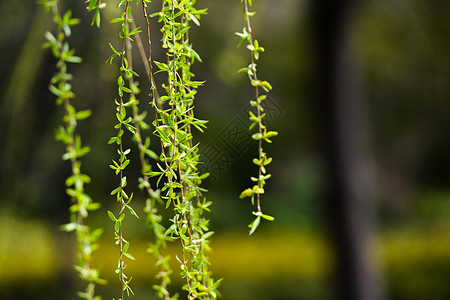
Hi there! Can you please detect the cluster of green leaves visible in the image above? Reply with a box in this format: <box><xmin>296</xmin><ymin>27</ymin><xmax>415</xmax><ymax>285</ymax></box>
<box><xmin>128</xmin><ymin>2</ymin><xmax>178</xmax><ymax>299</ymax></box>
<box><xmin>116</xmin><ymin>1</ymin><xmax>177</xmax><ymax>298</ymax></box>
<box><xmin>147</xmin><ymin>1</ymin><xmax>221</xmax><ymax>299</ymax></box>
<box><xmin>106</xmin><ymin>1</ymin><xmax>141</xmax><ymax>298</ymax></box>
<box><xmin>236</xmin><ymin>0</ymin><xmax>277</xmax><ymax>235</ymax></box>
<box><xmin>41</xmin><ymin>0</ymin><xmax>279</xmax><ymax>298</ymax></box>
<box><xmin>40</xmin><ymin>0</ymin><xmax>105</xmax><ymax>299</ymax></box>
<box><xmin>85</xmin><ymin>0</ymin><xmax>105</xmax><ymax>27</ymax></box>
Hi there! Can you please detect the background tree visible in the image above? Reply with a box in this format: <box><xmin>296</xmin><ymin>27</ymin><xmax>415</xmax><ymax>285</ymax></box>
<box><xmin>311</xmin><ymin>0</ymin><xmax>384</xmax><ymax>299</ymax></box>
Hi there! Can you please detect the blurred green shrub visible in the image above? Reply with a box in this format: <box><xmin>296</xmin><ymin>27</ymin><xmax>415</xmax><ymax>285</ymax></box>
<box><xmin>2</xmin><ymin>212</ymin><xmax>449</xmax><ymax>299</ymax></box>
<box><xmin>0</xmin><ymin>212</ymin><xmax>58</xmax><ymax>285</ymax></box>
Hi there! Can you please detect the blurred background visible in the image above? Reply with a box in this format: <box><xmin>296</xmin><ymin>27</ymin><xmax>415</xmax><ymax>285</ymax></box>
<box><xmin>1</xmin><ymin>0</ymin><xmax>449</xmax><ymax>299</ymax></box>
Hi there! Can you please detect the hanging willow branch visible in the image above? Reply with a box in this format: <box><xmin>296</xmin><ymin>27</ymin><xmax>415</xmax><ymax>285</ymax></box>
<box><xmin>40</xmin><ymin>0</ymin><xmax>106</xmax><ymax>299</ymax></box>
<box><xmin>106</xmin><ymin>1</ymin><xmax>141</xmax><ymax>298</ymax></box>
<box><xmin>237</xmin><ymin>0</ymin><xmax>277</xmax><ymax>235</ymax></box>
<box><xmin>147</xmin><ymin>0</ymin><xmax>221</xmax><ymax>298</ymax></box>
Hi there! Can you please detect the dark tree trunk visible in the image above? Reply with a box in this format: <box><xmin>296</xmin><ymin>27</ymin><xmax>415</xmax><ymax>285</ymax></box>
<box><xmin>310</xmin><ymin>1</ymin><xmax>385</xmax><ymax>300</ymax></box>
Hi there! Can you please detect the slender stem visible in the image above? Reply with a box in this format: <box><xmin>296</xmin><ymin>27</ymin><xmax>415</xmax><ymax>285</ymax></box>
<box><xmin>126</xmin><ymin>19</ymin><xmax>172</xmax><ymax>298</ymax></box>
<box><xmin>44</xmin><ymin>0</ymin><xmax>103</xmax><ymax>297</ymax></box>
<box><xmin>130</xmin><ymin>16</ymin><xmax>150</xmax><ymax>76</ymax></box>
<box><xmin>117</xmin><ymin>2</ymin><xmax>131</xmax><ymax>298</ymax></box>
<box><xmin>244</xmin><ymin>0</ymin><xmax>263</xmax><ymax>213</ymax></box>
<box><xmin>169</xmin><ymin>2</ymin><xmax>193</xmax><ymax>295</ymax></box>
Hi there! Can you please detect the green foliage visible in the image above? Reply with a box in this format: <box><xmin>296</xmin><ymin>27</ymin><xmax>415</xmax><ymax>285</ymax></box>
<box><xmin>39</xmin><ymin>0</ymin><xmax>105</xmax><ymax>299</ymax></box>
<box><xmin>107</xmin><ymin>1</ymin><xmax>141</xmax><ymax>298</ymax></box>
<box><xmin>147</xmin><ymin>1</ymin><xmax>221</xmax><ymax>298</ymax></box>
<box><xmin>105</xmin><ymin>0</ymin><xmax>221</xmax><ymax>298</ymax></box>
<box><xmin>40</xmin><ymin>0</ymin><xmax>278</xmax><ymax>298</ymax></box>
<box><xmin>131</xmin><ymin>2</ymin><xmax>176</xmax><ymax>298</ymax></box>
<box><xmin>237</xmin><ymin>0</ymin><xmax>276</xmax><ymax>234</ymax></box>
<box><xmin>85</xmin><ymin>0</ymin><xmax>105</xmax><ymax>27</ymax></box>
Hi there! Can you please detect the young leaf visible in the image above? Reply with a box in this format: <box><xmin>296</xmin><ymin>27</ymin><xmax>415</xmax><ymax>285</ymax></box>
<box><xmin>261</xmin><ymin>214</ymin><xmax>275</xmax><ymax>221</ymax></box>
<box><xmin>107</xmin><ymin>211</ymin><xmax>117</xmax><ymax>222</ymax></box>
<box><xmin>239</xmin><ymin>188</ymin><xmax>254</xmax><ymax>199</ymax></box>
<box><xmin>75</xmin><ymin>110</ymin><xmax>92</xmax><ymax>120</ymax></box>
<box><xmin>248</xmin><ymin>216</ymin><xmax>260</xmax><ymax>235</ymax></box>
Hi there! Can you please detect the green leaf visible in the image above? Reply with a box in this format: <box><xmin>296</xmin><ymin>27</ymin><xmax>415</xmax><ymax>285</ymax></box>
<box><xmin>253</xmin><ymin>211</ymin><xmax>275</xmax><ymax>221</ymax></box>
<box><xmin>146</xmin><ymin>171</ymin><xmax>163</xmax><ymax>177</ymax></box>
<box><xmin>108</xmin><ymin>137</ymin><xmax>118</xmax><ymax>144</ymax></box>
<box><xmin>199</xmin><ymin>172</ymin><xmax>210</xmax><ymax>180</ymax></box>
<box><xmin>49</xmin><ymin>84</ymin><xmax>61</xmax><ymax>97</ymax></box>
<box><xmin>111</xmin><ymin>17</ymin><xmax>124</xmax><ymax>24</ymax></box>
<box><xmin>86</xmin><ymin>202</ymin><xmax>101</xmax><ymax>211</ymax></box>
<box><xmin>107</xmin><ymin>211</ymin><xmax>117</xmax><ymax>221</ymax></box>
<box><xmin>124</xmin><ymin>123</ymin><xmax>136</xmax><ymax>134</ymax></box>
<box><xmin>252</xmin><ymin>133</ymin><xmax>263</xmax><ymax>140</ymax></box>
<box><xmin>92</xmin><ymin>9</ymin><xmax>100</xmax><ymax>28</ymax></box>
<box><xmin>78</xmin><ymin>147</ymin><xmax>91</xmax><ymax>159</ymax></box>
<box><xmin>120</xmin><ymin>105</ymin><xmax>126</xmax><ymax>119</ymax></box>
<box><xmin>127</xmin><ymin>204</ymin><xmax>139</xmax><ymax>219</ymax></box>
<box><xmin>117</xmin><ymin>0</ymin><xmax>127</xmax><ymax>8</ymax></box>
<box><xmin>239</xmin><ymin>188</ymin><xmax>254</xmax><ymax>199</ymax></box>
<box><xmin>263</xmin><ymin>157</ymin><xmax>273</xmax><ymax>165</ymax></box>
<box><xmin>62</xmin><ymin>151</ymin><xmax>74</xmax><ymax>161</ymax></box>
<box><xmin>188</xmin><ymin>13</ymin><xmax>200</xmax><ymax>26</ymax></box>
<box><xmin>111</xmin><ymin>187</ymin><xmax>120</xmax><ymax>195</ymax></box>
<box><xmin>121</xmin><ymin>86</ymin><xmax>132</xmax><ymax>94</ymax></box>
<box><xmin>75</xmin><ymin>110</ymin><xmax>92</xmax><ymax>120</ymax></box>
<box><xmin>180</xmin><ymin>0</ymin><xmax>190</xmax><ymax>6</ymax></box>
<box><xmin>260</xmin><ymin>80</ymin><xmax>272</xmax><ymax>92</ymax></box>
<box><xmin>90</xmin><ymin>227</ymin><xmax>103</xmax><ymax>242</ymax></box>
<box><xmin>153</xmin><ymin>61</ymin><xmax>169</xmax><ymax>73</ymax></box>
<box><xmin>248</xmin><ymin>216</ymin><xmax>260</xmax><ymax>235</ymax></box>
<box><xmin>117</xmin><ymin>213</ymin><xmax>125</xmax><ymax>222</ymax></box>
<box><xmin>155</xmin><ymin>126</ymin><xmax>170</xmax><ymax>143</ymax></box>
<box><xmin>175</xmin><ymin>26</ymin><xmax>191</xmax><ymax>41</ymax></box>
<box><xmin>257</xmin><ymin>95</ymin><xmax>267</xmax><ymax>103</ymax></box>
<box><xmin>252</xmin><ymin>185</ymin><xmax>264</xmax><ymax>194</ymax></box>
<box><xmin>236</xmin><ymin>28</ymin><xmax>249</xmax><ymax>47</ymax></box>
<box><xmin>109</xmin><ymin>43</ymin><xmax>121</xmax><ymax>56</ymax></box>
<box><xmin>261</xmin><ymin>214</ymin><xmax>275</xmax><ymax>221</ymax></box>
<box><xmin>128</xmin><ymin>26</ymin><xmax>142</xmax><ymax>37</ymax></box>
<box><xmin>123</xmin><ymin>252</ymin><xmax>135</xmax><ymax>260</ymax></box>
<box><xmin>60</xmin><ymin>222</ymin><xmax>77</xmax><ymax>232</ymax></box>
<box><xmin>66</xmin><ymin>55</ymin><xmax>82</xmax><ymax>63</ymax></box>
<box><xmin>121</xmin><ymin>176</ymin><xmax>128</xmax><ymax>188</ymax></box>
<box><xmin>88</xmin><ymin>0</ymin><xmax>97</xmax><ymax>11</ymax></box>
<box><xmin>106</xmin><ymin>53</ymin><xmax>117</xmax><ymax>64</ymax></box>
<box><xmin>122</xmin><ymin>159</ymin><xmax>130</xmax><ymax>170</ymax></box>
<box><xmin>251</xmin><ymin>79</ymin><xmax>260</xmax><ymax>87</ymax></box>
<box><xmin>238</xmin><ymin>67</ymin><xmax>250</xmax><ymax>74</ymax></box>
<box><xmin>44</xmin><ymin>31</ymin><xmax>57</xmax><ymax>44</ymax></box>
<box><xmin>264</xmin><ymin>131</ymin><xmax>278</xmax><ymax>139</ymax></box>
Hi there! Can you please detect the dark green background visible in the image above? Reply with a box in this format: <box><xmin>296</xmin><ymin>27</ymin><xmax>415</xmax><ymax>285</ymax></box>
<box><xmin>0</xmin><ymin>0</ymin><xmax>449</xmax><ymax>299</ymax></box>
